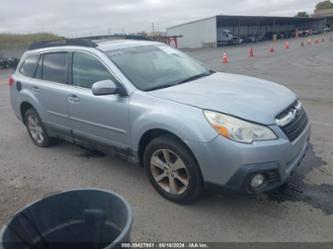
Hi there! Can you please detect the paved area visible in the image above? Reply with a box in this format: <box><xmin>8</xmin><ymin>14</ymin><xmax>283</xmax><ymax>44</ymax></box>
<box><xmin>0</xmin><ymin>34</ymin><xmax>333</xmax><ymax>242</ymax></box>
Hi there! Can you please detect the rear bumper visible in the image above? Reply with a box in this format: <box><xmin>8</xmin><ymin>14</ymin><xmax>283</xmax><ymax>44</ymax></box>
<box><xmin>186</xmin><ymin>122</ymin><xmax>311</xmax><ymax>194</ymax></box>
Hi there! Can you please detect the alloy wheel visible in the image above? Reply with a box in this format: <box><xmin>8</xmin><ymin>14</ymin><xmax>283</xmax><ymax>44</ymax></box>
<box><xmin>27</xmin><ymin>115</ymin><xmax>44</xmax><ymax>144</ymax></box>
<box><xmin>150</xmin><ymin>149</ymin><xmax>189</xmax><ymax>195</ymax></box>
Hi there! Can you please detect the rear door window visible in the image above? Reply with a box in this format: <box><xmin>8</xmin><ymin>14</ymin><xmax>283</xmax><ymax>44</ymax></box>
<box><xmin>19</xmin><ymin>55</ymin><xmax>39</xmax><ymax>77</ymax></box>
<box><xmin>42</xmin><ymin>52</ymin><xmax>68</xmax><ymax>83</ymax></box>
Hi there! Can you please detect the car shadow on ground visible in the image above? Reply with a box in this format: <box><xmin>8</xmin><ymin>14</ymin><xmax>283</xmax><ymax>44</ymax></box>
<box><xmin>52</xmin><ymin>139</ymin><xmax>333</xmax><ymax>215</ymax></box>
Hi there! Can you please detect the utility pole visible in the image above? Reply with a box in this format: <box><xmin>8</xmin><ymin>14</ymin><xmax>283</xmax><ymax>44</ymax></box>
<box><xmin>152</xmin><ymin>22</ymin><xmax>155</xmax><ymax>37</ymax></box>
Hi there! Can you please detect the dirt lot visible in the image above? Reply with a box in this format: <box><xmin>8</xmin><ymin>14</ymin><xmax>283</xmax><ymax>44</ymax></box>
<box><xmin>0</xmin><ymin>34</ymin><xmax>333</xmax><ymax>242</ymax></box>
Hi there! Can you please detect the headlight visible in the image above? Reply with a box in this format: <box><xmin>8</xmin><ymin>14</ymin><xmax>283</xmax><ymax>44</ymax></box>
<box><xmin>204</xmin><ymin>110</ymin><xmax>277</xmax><ymax>143</ymax></box>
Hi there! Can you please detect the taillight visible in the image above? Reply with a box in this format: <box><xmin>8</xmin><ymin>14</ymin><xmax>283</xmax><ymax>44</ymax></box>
<box><xmin>8</xmin><ymin>75</ymin><xmax>15</xmax><ymax>87</ymax></box>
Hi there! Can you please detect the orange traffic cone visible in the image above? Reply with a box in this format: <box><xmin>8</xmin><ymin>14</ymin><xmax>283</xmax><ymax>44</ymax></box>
<box><xmin>222</xmin><ymin>52</ymin><xmax>229</xmax><ymax>64</ymax></box>
<box><xmin>315</xmin><ymin>39</ymin><xmax>320</xmax><ymax>44</ymax></box>
<box><xmin>249</xmin><ymin>47</ymin><xmax>254</xmax><ymax>57</ymax></box>
<box><xmin>307</xmin><ymin>38</ymin><xmax>312</xmax><ymax>45</ymax></box>
<box><xmin>269</xmin><ymin>44</ymin><xmax>275</xmax><ymax>53</ymax></box>
<box><xmin>301</xmin><ymin>41</ymin><xmax>304</xmax><ymax>47</ymax></box>
<box><xmin>284</xmin><ymin>41</ymin><xmax>290</xmax><ymax>49</ymax></box>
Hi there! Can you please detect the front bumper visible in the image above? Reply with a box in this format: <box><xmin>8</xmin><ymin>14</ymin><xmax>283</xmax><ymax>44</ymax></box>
<box><xmin>185</xmin><ymin>122</ymin><xmax>311</xmax><ymax>194</ymax></box>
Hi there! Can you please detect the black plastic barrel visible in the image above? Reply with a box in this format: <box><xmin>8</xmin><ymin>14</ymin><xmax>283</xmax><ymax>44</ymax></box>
<box><xmin>0</xmin><ymin>189</ymin><xmax>133</xmax><ymax>249</ymax></box>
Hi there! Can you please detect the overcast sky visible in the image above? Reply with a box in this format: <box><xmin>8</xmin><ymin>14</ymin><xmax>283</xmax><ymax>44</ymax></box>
<box><xmin>0</xmin><ymin>0</ymin><xmax>321</xmax><ymax>37</ymax></box>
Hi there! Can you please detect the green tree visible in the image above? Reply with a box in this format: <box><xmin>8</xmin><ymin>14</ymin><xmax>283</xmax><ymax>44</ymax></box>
<box><xmin>315</xmin><ymin>0</ymin><xmax>333</xmax><ymax>10</ymax></box>
<box><xmin>295</xmin><ymin>11</ymin><xmax>310</xmax><ymax>17</ymax></box>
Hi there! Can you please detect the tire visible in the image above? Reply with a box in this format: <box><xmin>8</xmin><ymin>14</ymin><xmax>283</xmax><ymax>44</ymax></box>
<box><xmin>24</xmin><ymin>108</ymin><xmax>55</xmax><ymax>147</ymax></box>
<box><xmin>143</xmin><ymin>135</ymin><xmax>203</xmax><ymax>204</ymax></box>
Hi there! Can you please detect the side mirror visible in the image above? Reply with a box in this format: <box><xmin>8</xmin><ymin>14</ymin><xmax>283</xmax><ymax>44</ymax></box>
<box><xmin>92</xmin><ymin>80</ymin><xmax>118</xmax><ymax>96</ymax></box>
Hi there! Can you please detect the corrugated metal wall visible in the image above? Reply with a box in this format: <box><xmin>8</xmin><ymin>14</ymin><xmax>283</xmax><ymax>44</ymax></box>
<box><xmin>166</xmin><ymin>17</ymin><xmax>217</xmax><ymax>49</ymax></box>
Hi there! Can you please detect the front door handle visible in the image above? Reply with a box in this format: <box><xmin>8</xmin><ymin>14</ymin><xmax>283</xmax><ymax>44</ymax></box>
<box><xmin>67</xmin><ymin>95</ymin><xmax>80</xmax><ymax>104</ymax></box>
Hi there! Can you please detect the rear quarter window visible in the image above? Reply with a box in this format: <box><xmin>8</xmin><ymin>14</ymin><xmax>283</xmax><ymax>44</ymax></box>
<box><xmin>19</xmin><ymin>55</ymin><xmax>39</xmax><ymax>77</ymax></box>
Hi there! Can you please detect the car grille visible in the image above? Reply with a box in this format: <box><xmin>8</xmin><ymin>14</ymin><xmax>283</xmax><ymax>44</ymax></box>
<box><xmin>276</xmin><ymin>100</ymin><xmax>308</xmax><ymax>142</ymax></box>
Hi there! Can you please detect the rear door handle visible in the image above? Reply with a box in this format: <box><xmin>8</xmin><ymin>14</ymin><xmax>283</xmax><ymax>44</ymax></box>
<box><xmin>67</xmin><ymin>95</ymin><xmax>80</xmax><ymax>104</ymax></box>
<box><xmin>32</xmin><ymin>86</ymin><xmax>40</xmax><ymax>94</ymax></box>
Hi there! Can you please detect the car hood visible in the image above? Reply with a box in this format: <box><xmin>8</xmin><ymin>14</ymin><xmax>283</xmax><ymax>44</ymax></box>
<box><xmin>149</xmin><ymin>72</ymin><xmax>296</xmax><ymax>125</ymax></box>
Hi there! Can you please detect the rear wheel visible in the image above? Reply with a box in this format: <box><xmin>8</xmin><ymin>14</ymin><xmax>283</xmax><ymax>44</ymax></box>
<box><xmin>143</xmin><ymin>135</ymin><xmax>203</xmax><ymax>204</ymax></box>
<box><xmin>24</xmin><ymin>108</ymin><xmax>55</xmax><ymax>147</ymax></box>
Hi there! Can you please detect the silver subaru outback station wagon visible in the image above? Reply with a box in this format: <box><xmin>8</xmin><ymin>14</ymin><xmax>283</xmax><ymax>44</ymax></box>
<box><xmin>9</xmin><ymin>38</ymin><xmax>310</xmax><ymax>203</ymax></box>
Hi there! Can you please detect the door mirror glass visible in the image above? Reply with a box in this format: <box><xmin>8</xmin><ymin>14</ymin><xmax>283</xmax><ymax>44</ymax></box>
<box><xmin>92</xmin><ymin>80</ymin><xmax>118</xmax><ymax>96</ymax></box>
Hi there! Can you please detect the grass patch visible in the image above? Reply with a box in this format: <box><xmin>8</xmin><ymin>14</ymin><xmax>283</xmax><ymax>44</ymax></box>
<box><xmin>0</xmin><ymin>33</ymin><xmax>63</xmax><ymax>49</ymax></box>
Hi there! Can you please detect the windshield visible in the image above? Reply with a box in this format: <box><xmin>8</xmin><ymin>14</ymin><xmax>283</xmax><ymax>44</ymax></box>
<box><xmin>106</xmin><ymin>45</ymin><xmax>212</xmax><ymax>91</ymax></box>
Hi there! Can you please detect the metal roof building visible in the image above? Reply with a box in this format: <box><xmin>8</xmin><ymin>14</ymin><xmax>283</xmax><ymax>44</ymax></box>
<box><xmin>314</xmin><ymin>8</ymin><xmax>333</xmax><ymax>28</ymax></box>
<box><xmin>166</xmin><ymin>15</ymin><xmax>326</xmax><ymax>49</ymax></box>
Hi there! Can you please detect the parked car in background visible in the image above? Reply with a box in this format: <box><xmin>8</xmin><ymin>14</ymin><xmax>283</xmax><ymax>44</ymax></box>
<box><xmin>291</xmin><ymin>29</ymin><xmax>298</xmax><ymax>38</ymax></box>
<box><xmin>299</xmin><ymin>29</ymin><xmax>310</xmax><ymax>37</ymax></box>
<box><xmin>9</xmin><ymin>38</ymin><xmax>311</xmax><ymax>203</ymax></box>
<box><xmin>259</xmin><ymin>32</ymin><xmax>276</xmax><ymax>41</ymax></box>
<box><xmin>217</xmin><ymin>29</ymin><xmax>240</xmax><ymax>46</ymax></box>
<box><xmin>278</xmin><ymin>31</ymin><xmax>292</xmax><ymax>39</ymax></box>
<box><xmin>312</xmin><ymin>29</ymin><xmax>322</xmax><ymax>35</ymax></box>
<box><xmin>238</xmin><ymin>36</ymin><xmax>245</xmax><ymax>44</ymax></box>
<box><xmin>244</xmin><ymin>34</ymin><xmax>258</xmax><ymax>43</ymax></box>
<box><xmin>324</xmin><ymin>27</ymin><xmax>330</xmax><ymax>33</ymax></box>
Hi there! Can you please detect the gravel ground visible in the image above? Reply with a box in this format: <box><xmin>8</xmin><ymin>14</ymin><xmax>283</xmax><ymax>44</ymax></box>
<box><xmin>0</xmin><ymin>34</ymin><xmax>333</xmax><ymax>242</ymax></box>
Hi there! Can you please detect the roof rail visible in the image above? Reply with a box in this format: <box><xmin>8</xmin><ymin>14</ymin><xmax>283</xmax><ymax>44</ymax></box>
<box><xmin>82</xmin><ymin>34</ymin><xmax>151</xmax><ymax>41</ymax></box>
<box><xmin>28</xmin><ymin>38</ymin><xmax>98</xmax><ymax>50</ymax></box>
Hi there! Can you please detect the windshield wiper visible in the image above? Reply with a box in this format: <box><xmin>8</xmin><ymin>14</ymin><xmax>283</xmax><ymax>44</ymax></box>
<box><xmin>176</xmin><ymin>71</ymin><xmax>214</xmax><ymax>84</ymax></box>
<box><xmin>146</xmin><ymin>83</ymin><xmax>179</xmax><ymax>91</ymax></box>
<box><xmin>146</xmin><ymin>71</ymin><xmax>215</xmax><ymax>91</ymax></box>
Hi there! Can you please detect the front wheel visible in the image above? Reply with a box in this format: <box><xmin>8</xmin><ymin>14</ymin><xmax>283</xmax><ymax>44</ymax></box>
<box><xmin>143</xmin><ymin>136</ymin><xmax>203</xmax><ymax>204</ymax></box>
